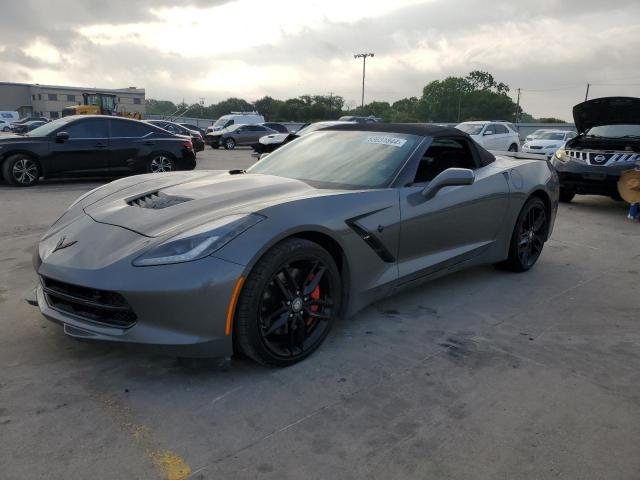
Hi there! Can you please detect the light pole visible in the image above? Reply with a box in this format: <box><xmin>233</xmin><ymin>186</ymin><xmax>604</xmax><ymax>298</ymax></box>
<box><xmin>354</xmin><ymin>53</ymin><xmax>374</xmax><ymax>110</ymax></box>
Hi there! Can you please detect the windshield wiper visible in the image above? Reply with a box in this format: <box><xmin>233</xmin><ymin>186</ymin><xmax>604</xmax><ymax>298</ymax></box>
<box><xmin>620</xmin><ymin>135</ymin><xmax>640</xmax><ymax>139</ymax></box>
<box><xmin>228</xmin><ymin>169</ymin><xmax>246</xmax><ymax>175</ymax></box>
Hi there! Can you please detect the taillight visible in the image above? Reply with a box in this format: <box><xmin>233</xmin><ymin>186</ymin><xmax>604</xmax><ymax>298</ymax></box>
<box><xmin>183</xmin><ymin>140</ymin><xmax>193</xmax><ymax>150</ymax></box>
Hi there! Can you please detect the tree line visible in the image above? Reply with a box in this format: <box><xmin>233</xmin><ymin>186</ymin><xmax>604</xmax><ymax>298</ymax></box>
<box><xmin>146</xmin><ymin>71</ymin><xmax>565</xmax><ymax>124</ymax></box>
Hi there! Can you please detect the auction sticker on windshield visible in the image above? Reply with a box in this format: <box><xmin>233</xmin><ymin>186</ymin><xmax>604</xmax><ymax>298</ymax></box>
<box><xmin>365</xmin><ymin>136</ymin><xmax>407</xmax><ymax>147</ymax></box>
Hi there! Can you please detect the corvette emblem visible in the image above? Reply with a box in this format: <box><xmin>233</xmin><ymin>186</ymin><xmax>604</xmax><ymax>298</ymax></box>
<box><xmin>52</xmin><ymin>236</ymin><xmax>77</xmax><ymax>253</ymax></box>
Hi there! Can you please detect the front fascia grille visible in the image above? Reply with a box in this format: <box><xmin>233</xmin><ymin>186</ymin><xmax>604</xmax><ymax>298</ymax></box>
<box><xmin>567</xmin><ymin>150</ymin><xmax>640</xmax><ymax>166</ymax></box>
<box><xmin>41</xmin><ymin>277</ymin><xmax>137</xmax><ymax>329</ymax></box>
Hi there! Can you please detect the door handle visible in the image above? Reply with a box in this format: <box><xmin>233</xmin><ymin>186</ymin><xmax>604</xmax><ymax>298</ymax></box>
<box><xmin>94</xmin><ymin>142</ymin><xmax>107</xmax><ymax>148</ymax></box>
<box><xmin>143</xmin><ymin>140</ymin><xmax>155</xmax><ymax>146</ymax></box>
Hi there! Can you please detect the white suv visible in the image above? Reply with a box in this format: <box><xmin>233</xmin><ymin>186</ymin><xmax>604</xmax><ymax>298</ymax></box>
<box><xmin>455</xmin><ymin>121</ymin><xmax>520</xmax><ymax>152</ymax></box>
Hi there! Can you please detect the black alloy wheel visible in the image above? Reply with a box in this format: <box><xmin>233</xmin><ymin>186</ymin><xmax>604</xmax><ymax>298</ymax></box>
<box><xmin>224</xmin><ymin>138</ymin><xmax>236</xmax><ymax>150</ymax></box>
<box><xmin>235</xmin><ymin>238</ymin><xmax>341</xmax><ymax>367</ymax></box>
<box><xmin>499</xmin><ymin>197</ymin><xmax>548</xmax><ymax>272</ymax></box>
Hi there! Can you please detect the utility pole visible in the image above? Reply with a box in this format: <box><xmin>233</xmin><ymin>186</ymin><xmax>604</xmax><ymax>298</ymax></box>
<box><xmin>354</xmin><ymin>53</ymin><xmax>374</xmax><ymax>110</ymax></box>
<box><xmin>585</xmin><ymin>83</ymin><xmax>590</xmax><ymax>101</ymax></box>
<box><xmin>515</xmin><ymin>88</ymin><xmax>521</xmax><ymax>124</ymax></box>
<box><xmin>328</xmin><ymin>91</ymin><xmax>334</xmax><ymax>115</ymax></box>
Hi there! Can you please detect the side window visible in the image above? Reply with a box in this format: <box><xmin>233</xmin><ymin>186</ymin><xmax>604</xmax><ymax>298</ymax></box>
<box><xmin>412</xmin><ymin>138</ymin><xmax>478</xmax><ymax>184</ymax></box>
<box><xmin>110</xmin><ymin>120</ymin><xmax>154</xmax><ymax>138</ymax></box>
<box><xmin>225</xmin><ymin>120</ymin><xmax>234</xmax><ymax>128</ymax></box>
<box><xmin>493</xmin><ymin>124</ymin><xmax>507</xmax><ymax>134</ymax></box>
<box><xmin>64</xmin><ymin>119</ymin><xmax>109</xmax><ymax>139</ymax></box>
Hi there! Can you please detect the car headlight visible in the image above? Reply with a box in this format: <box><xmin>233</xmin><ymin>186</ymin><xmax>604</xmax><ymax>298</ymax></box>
<box><xmin>523</xmin><ymin>143</ymin><xmax>530</xmax><ymax>148</ymax></box>
<box><xmin>554</xmin><ymin>149</ymin><xmax>569</xmax><ymax>164</ymax></box>
<box><xmin>132</xmin><ymin>213</ymin><xmax>265</xmax><ymax>266</ymax></box>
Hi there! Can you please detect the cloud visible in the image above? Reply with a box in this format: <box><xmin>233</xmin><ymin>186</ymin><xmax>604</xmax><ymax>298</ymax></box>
<box><xmin>0</xmin><ymin>0</ymin><xmax>639</xmax><ymax>120</ymax></box>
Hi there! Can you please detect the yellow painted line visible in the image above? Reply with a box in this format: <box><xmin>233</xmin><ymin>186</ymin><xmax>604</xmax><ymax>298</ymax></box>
<box><xmin>148</xmin><ymin>451</ymin><xmax>192</xmax><ymax>480</ymax></box>
<box><xmin>99</xmin><ymin>396</ymin><xmax>192</xmax><ymax>480</ymax></box>
<box><xmin>225</xmin><ymin>276</ymin><xmax>245</xmax><ymax>336</ymax></box>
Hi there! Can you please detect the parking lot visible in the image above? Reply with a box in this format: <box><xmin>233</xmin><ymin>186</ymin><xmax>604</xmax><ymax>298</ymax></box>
<box><xmin>1</xmin><ymin>147</ymin><xmax>639</xmax><ymax>479</ymax></box>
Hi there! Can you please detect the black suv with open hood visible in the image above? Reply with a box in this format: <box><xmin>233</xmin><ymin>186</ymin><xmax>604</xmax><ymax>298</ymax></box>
<box><xmin>552</xmin><ymin>97</ymin><xmax>640</xmax><ymax>202</ymax></box>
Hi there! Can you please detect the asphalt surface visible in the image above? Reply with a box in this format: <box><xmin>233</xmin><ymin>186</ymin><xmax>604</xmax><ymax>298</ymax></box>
<box><xmin>1</xmin><ymin>146</ymin><xmax>639</xmax><ymax>479</ymax></box>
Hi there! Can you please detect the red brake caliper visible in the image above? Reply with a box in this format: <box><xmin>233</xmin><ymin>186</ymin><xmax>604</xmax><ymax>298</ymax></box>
<box><xmin>306</xmin><ymin>274</ymin><xmax>321</xmax><ymax>326</ymax></box>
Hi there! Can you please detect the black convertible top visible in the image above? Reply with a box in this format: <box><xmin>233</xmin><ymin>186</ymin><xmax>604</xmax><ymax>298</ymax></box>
<box><xmin>322</xmin><ymin>122</ymin><xmax>466</xmax><ymax>138</ymax></box>
<box><xmin>322</xmin><ymin>122</ymin><xmax>496</xmax><ymax>167</ymax></box>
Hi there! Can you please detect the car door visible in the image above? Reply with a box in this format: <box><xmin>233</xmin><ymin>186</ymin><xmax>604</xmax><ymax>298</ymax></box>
<box><xmin>490</xmin><ymin>123</ymin><xmax>508</xmax><ymax>150</ymax></box>
<box><xmin>246</xmin><ymin>125</ymin><xmax>271</xmax><ymax>144</ymax></box>
<box><xmin>396</xmin><ymin>137</ymin><xmax>510</xmax><ymax>284</ymax></box>
<box><xmin>47</xmin><ymin>117</ymin><xmax>110</xmax><ymax>174</ymax></box>
<box><xmin>108</xmin><ymin>119</ymin><xmax>158</xmax><ymax>173</ymax></box>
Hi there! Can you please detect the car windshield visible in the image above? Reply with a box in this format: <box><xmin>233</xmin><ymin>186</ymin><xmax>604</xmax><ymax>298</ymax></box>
<box><xmin>214</xmin><ymin>118</ymin><xmax>231</xmax><ymax>128</ymax></box>
<box><xmin>586</xmin><ymin>124</ymin><xmax>640</xmax><ymax>138</ymax></box>
<box><xmin>532</xmin><ymin>129</ymin><xmax>548</xmax><ymax>136</ymax></box>
<box><xmin>538</xmin><ymin>132</ymin><xmax>566</xmax><ymax>141</ymax></box>
<box><xmin>456</xmin><ymin>123</ymin><xmax>484</xmax><ymax>135</ymax></box>
<box><xmin>26</xmin><ymin>117</ymin><xmax>73</xmax><ymax>136</ymax></box>
<box><xmin>248</xmin><ymin>130</ymin><xmax>420</xmax><ymax>189</ymax></box>
<box><xmin>295</xmin><ymin>123</ymin><xmax>338</xmax><ymax>136</ymax></box>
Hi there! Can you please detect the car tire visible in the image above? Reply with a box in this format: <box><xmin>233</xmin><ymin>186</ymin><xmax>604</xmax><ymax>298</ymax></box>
<box><xmin>508</xmin><ymin>143</ymin><xmax>518</xmax><ymax>152</ymax></box>
<box><xmin>2</xmin><ymin>126</ymin><xmax>9</xmax><ymax>132</ymax></box>
<box><xmin>559</xmin><ymin>189</ymin><xmax>575</xmax><ymax>203</ymax></box>
<box><xmin>224</xmin><ymin>138</ymin><xmax>236</xmax><ymax>150</ymax></box>
<box><xmin>234</xmin><ymin>238</ymin><xmax>342</xmax><ymax>367</ymax></box>
<box><xmin>2</xmin><ymin>154</ymin><xmax>41</xmax><ymax>187</ymax></box>
<box><xmin>146</xmin><ymin>153</ymin><xmax>176</xmax><ymax>173</ymax></box>
<box><xmin>498</xmin><ymin>196</ymin><xmax>548</xmax><ymax>272</ymax></box>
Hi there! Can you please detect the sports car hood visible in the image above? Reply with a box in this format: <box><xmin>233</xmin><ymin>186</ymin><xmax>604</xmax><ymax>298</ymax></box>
<box><xmin>573</xmin><ymin>97</ymin><xmax>640</xmax><ymax>133</ymax></box>
<box><xmin>82</xmin><ymin>171</ymin><xmax>327</xmax><ymax>237</ymax></box>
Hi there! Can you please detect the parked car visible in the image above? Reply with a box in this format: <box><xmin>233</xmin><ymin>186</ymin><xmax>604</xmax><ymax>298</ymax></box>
<box><xmin>145</xmin><ymin>120</ymin><xmax>204</xmax><ymax>152</ymax></box>
<box><xmin>253</xmin><ymin>121</ymin><xmax>354</xmax><ymax>156</ymax></box>
<box><xmin>206</xmin><ymin>112</ymin><xmax>265</xmax><ymax>134</ymax></box>
<box><xmin>261</xmin><ymin>122</ymin><xmax>289</xmax><ymax>133</ymax></box>
<box><xmin>525</xmin><ymin>129</ymin><xmax>553</xmax><ymax>143</ymax></box>
<box><xmin>11</xmin><ymin>116</ymin><xmax>49</xmax><ymax>126</ymax></box>
<box><xmin>206</xmin><ymin>124</ymin><xmax>278</xmax><ymax>150</ymax></box>
<box><xmin>339</xmin><ymin>115</ymin><xmax>383</xmax><ymax>123</ymax></box>
<box><xmin>0</xmin><ymin>119</ymin><xmax>13</xmax><ymax>132</ymax></box>
<box><xmin>0</xmin><ymin>115</ymin><xmax>195</xmax><ymax>186</ymax></box>
<box><xmin>455</xmin><ymin>121</ymin><xmax>520</xmax><ymax>152</ymax></box>
<box><xmin>11</xmin><ymin>120</ymin><xmax>47</xmax><ymax>134</ymax></box>
<box><xmin>552</xmin><ymin>96</ymin><xmax>640</xmax><ymax>202</ymax></box>
<box><xmin>522</xmin><ymin>130</ymin><xmax>577</xmax><ymax>158</ymax></box>
<box><xmin>30</xmin><ymin>123</ymin><xmax>558</xmax><ymax>365</ymax></box>
<box><xmin>178</xmin><ymin>123</ymin><xmax>207</xmax><ymax>137</ymax></box>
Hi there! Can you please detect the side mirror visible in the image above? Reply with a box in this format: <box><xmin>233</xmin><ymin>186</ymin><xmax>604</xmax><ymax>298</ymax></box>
<box><xmin>421</xmin><ymin>168</ymin><xmax>475</xmax><ymax>199</ymax></box>
<box><xmin>56</xmin><ymin>131</ymin><xmax>70</xmax><ymax>142</ymax></box>
<box><xmin>483</xmin><ymin>130</ymin><xmax>494</xmax><ymax>136</ymax></box>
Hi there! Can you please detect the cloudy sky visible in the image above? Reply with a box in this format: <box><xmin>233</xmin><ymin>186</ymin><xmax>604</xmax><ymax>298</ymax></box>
<box><xmin>1</xmin><ymin>0</ymin><xmax>639</xmax><ymax>120</ymax></box>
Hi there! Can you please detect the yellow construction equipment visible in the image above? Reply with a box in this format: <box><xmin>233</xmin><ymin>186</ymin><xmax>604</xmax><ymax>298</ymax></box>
<box><xmin>61</xmin><ymin>93</ymin><xmax>141</xmax><ymax>119</ymax></box>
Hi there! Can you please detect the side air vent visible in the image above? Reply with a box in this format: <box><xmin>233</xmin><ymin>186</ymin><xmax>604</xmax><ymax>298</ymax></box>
<box><xmin>127</xmin><ymin>191</ymin><xmax>191</xmax><ymax>209</ymax></box>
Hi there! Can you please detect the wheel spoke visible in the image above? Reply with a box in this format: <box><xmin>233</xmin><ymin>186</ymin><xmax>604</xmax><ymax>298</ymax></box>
<box><xmin>263</xmin><ymin>309</ymin><xmax>291</xmax><ymax>336</ymax></box>
<box><xmin>533</xmin><ymin>211</ymin><xmax>546</xmax><ymax>231</ymax></box>
<box><xmin>303</xmin><ymin>308</ymin><xmax>331</xmax><ymax>321</ymax></box>
<box><xmin>282</xmin><ymin>266</ymin><xmax>300</xmax><ymax>295</ymax></box>
<box><xmin>303</xmin><ymin>264</ymin><xmax>326</xmax><ymax>296</ymax></box>
<box><xmin>274</xmin><ymin>275</ymin><xmax>293</xmax><ymax>301</ymax></box>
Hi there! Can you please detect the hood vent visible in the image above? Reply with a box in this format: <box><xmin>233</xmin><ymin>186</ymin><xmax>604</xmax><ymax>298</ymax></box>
<box><xmin>127</xmin><ymin>191</ymin><xmax>192</xmax><ymax>209</ymax></box>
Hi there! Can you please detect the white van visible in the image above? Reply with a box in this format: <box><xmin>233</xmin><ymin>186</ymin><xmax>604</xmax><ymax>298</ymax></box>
<box><xmin>206</xmin><ymin>112</ymin><xmax>265</xmax><ymax>133</ymax></box>
<box><xmin>0</xmin><ymin>111</ymin><xmax>20</xmax><ymax>130</ymax></box>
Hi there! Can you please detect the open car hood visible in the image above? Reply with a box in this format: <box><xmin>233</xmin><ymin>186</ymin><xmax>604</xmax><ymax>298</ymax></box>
<box><xmin>573</xmin><ymin>97</ymin><xmax>640</xmax><ymax>133</ymax></box>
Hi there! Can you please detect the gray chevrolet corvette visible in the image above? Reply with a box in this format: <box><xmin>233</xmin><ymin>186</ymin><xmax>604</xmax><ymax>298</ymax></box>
<box><xmin>31</xmin><ymin>124</ymin><xmax>559</xmax><ymax>366</ymax></box>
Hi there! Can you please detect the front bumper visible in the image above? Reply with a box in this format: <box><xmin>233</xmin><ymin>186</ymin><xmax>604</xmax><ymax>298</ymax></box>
<box><xmin>552</xmin><ymin>158</ymin><xmax>630</xmax><ymax>196</ymax></box>
<box><xmin>32</xmin><ymin>218</ymin><xmax>245</xmax><ymax>357</ymax></box>
<box><xmin>205</xmin><ymin>135</ymin><xmax>222</xmax><ymax>146</ymax></box>
<box><xmin>522</xmin><ymin>147</ymin><xmax>555</xmax><ymax>158</ymax></box>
